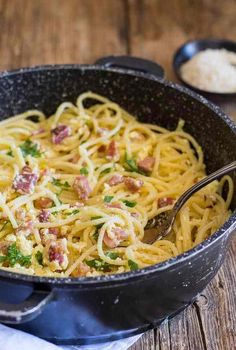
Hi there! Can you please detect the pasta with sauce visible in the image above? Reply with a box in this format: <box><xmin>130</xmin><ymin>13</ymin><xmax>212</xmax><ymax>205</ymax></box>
<box><xmin>0</xmin><ymin>92</ymin><xmax>233</xmax><ymax>277</ymax></box>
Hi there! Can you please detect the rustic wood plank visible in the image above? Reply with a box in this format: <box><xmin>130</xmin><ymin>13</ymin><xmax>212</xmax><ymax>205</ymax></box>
<box><xmin>0</xmin><ymin>0</ymin><xmax>128</xmax><ymax>69</ymax></box>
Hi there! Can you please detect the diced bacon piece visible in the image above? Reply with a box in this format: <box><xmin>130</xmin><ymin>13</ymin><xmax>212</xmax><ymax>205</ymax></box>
<box><xmin>137</xmin><ymin>157</ymin><xmax>155</xmax><ymax>173</ymax></box>
<box><xmin>158</xmin><ymin>197</ymin><xmax>174</xmax><ymax>208</ymax></box>
<box><xmin>48</xmin><ymin>227</ymin><xmax>59</xmax><ymax>236</ymax></box>
<box><xmin>108</xmin><ymin>174</ymin><xmax>124</xmax><ymax>186</ymax></box>
<box><xmin>70</xmin><ymin>154</ymin><xmax>80</xmax><ymax>164</ymax></box>
<box><xmin>38</xmin><ymin>210</ymin><xmax>50</xmax><ymax>223</ymax></box>
<box><xmin>48</xmin><ymin>243</ymin><xmax>64</xmax><ymax>264</ymax></box>
<box><xmin>106</xmin><ymin>140</ymin><xmax>119</xmax><ymax>161</ymax></box>
<box><xmin>13</xmin><ymin>166</ymin><xmax>39</xmax><ymax>194</ymax></box>
<box><xmin>73</xmin><ymin>175</ymin><xmax>92</xmax><ymax>200</ymax></box>
<box><xmin>0</xmin><ymin>241</ymin><xmax>11</xmax><ymax>255</ymax></box>
<box><xmin>71</xmin><ymin>202</ymin><xmax>84</xmax><ymax>208</ymax></box>
<box><xmin>31</xmin><ymin>128</ymin><xmax>45</xmax><ymax>135</ymax></box>
<box><xmin>34</xmin><ymin>197</ymin><xmax>53</xmax><ymax>209</ymax></box>
<box><xmin>47</xmin><ymin>239</ymin><xmax>68</xmax><ymax>270</ymax></box>
<box><xmin>103</xmin><ymin>227</ymin><xmax>128</xmax><ymax>248</ymax></box>
<box><xmin>71</xmin><ymin>263</ymin><xmax>90</xmax><ymax>277</ymax></box>
<box><xmin>51</xmin><ymin>125</ymin><xmax>71</xmax><ymax>144</ymax></box>
<box><xmin>98</xmin><ymin>144</ymin><xmax>107</xmax><ymax>153</ymax></box>
<box><xmin>124</xmin><ymin>177</ymin><xmax>144</xmax><ymax>193</ymax></box>
<box><xmin>106</xmin><ymin>202</ymin><xmax>122</xmax><ymax>209</ymax></box>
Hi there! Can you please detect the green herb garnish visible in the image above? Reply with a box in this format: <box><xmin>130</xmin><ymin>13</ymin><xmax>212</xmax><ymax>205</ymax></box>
<box><xmin>104</xmin><ymin>195</ymin><xmax>114</xmax><ymax>203</ymax></box>
<box><xmin>85</xmin><ymin>258</ymin><xmax>111</xmax><ymax>272</ymax></box>
<box><xmin>35</xmin><ymin>251</ymin><xmax>43</xmax><ymax>266</ymax></box>
<box><xmin>93</xmin><ymin>228</ymin><xmax>100</xmax><ymax>241</ymax></box>
<box><xmin>6</xmin><ymin>150</ymin><xmax>13</xmax><ymax>157</ymax></box>
<box><xmin>122</xmin><ymin>200</ymin><xmax>137</xmax><ymax>207</ymax></box>
<box><xmin>105</xmin><ymin>252</ymin><xmax>119</xmax><ymax>260</ymax></box>
<box><xmin>80</xmin><ymin>167</ymin><xmax>89</xmax><ymax>175</ymax></box>
<box><xmin>100</xmin><ymin>168</ymin><xmax>112</xmax><ymax>175</ymax></box>
<box><xmin>0</xmin><ymin>243</ymin><xmax>31</xmax><ymax>267</ymax></box>
<box><xmin>91</xmin><ymin>216</ymin><xmax>103</xmax><ymax>229</ymax></box>
<box><xmin>128</xmin><ymin>259</ymin><xmax>139</xmax><ymax>271</ymax></box>
<box><xmin>124</xmin><ymin>152</ymin><xmax>145</xmax><ymax>175</ymax></box>
<box><xmin>19</xmin><ymin>139</ymin><xmax>42</xmax><ymax>158</ymax></box>
<box><xmin>52</xmin><ymin>178</ymin><xmax>70</xmax><ymax>189</ymax></box>
<box><xmin>69</xmin><ymin>209</ymin><xmax>80</xmax><ymax>215</ymax></box>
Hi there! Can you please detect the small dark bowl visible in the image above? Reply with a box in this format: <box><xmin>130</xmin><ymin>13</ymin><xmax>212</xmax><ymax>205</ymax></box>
<box><xmin>173</xmin><ymin>39</ymin><xmax>236</xmax><ymax>102</ymax></box>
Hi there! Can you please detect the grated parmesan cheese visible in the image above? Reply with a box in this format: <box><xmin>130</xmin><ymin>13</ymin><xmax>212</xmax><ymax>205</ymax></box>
<box><xmin>180</xmin><ymin>49</ymin><xmax>236</xmax><ymax>93</ymax></box>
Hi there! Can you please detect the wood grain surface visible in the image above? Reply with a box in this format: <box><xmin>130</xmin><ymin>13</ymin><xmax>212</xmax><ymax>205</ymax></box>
<box><xmin>0</xmin><ymin>1</ymin><xmax>235</xmax><ymax>349</ymax></box>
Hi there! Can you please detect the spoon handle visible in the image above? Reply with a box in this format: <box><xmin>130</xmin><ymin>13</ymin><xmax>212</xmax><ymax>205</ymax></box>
<box><xmin>172</xmin><ymin>161</ymin><xmax>236</xmax><ymax>215</ymax></box>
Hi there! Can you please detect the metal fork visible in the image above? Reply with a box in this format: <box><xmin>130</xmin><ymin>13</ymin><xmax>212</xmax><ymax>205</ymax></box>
<box><xmin>143</xmin><ymin>161</ymin><xmax>236</xmax><ymax>244</ymax></box>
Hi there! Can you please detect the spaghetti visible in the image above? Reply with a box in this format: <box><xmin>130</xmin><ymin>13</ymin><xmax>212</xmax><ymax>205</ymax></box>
<box><xmin>0</xmin><ymin>92</ymin><xmax>233</xmax><ymax>277</ymax></box>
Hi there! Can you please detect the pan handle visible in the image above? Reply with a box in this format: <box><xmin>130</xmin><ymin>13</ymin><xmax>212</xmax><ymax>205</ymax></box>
<box><xmin>0</xmin><ymin>290</ymin><xmax>53</xmax><ymax>324</ymax></box>
<box><xmin>95</xmin><ymin>55</ymin><xmax>165</xmax><ymax>79</ymax></box>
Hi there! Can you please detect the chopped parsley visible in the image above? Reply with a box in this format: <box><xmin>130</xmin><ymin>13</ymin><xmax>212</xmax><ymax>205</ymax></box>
<box><xmin>92</xmin><ymin>228</ymin><xmax>99</xmax><ymax>241</ymax></box>
<box><xmin>104</xmin><ymin>195</ymin><xmax>114</xmax><ymax>203</ymax></box>
<box><xmin>6</xmin><ymin>150</ymin><xmax>13</xmax><ymax>157</ymax></box>
<box><xmin>100</xmin><ymin>168</ymin><xmax>112</xmax><ymax>175</ymax></box>
<box><xmin>91</xmin><ymin>216</ymin><xmax>103</xmax><ymax>229</ymax></box>
<box><xmin>52</xmin><ymin>178</ymin><xmax>70</xmax><ymax>194</ymax></box>
<box><xmin>80</xmin><ymin>167</ymin><xmax>89</xmax><ymax>175</ymax></box>
<box><xmin>122</xmin><ymin>200</ymin><xmax>137</xmax><ymax>207</ymax></box>
<box><xmin>124</xmin><ymin>152</ymin><xmax>145</xmax><ymax>175</ymax></box>
<box><xmin>68</xmin><ymin>209</ymin><xmax>80</xmax><ymax>215</ymax></box>
<box><xmin>19</xmin><ymin>139</ymin><xmax>42</xmax><ymax>158</ymax></box>
<box><xmin>85</xmin><ymin>258</ymin><xmax>111</xmax><ymax>272</ymax></box>
<box><xmin>128</xmin><ymin>259</ymin><xmax>139</xmax><ymax>271</ymax></box>
<box><xmin>0</xmin><ymin>243</ymin><xmax>31</xmax><ymax>267</ymax></box>
<box><xmin>105</xmin><ymin>252</ymin><xmax>119</xmax><ymax>260</ymax></box>
<box><xmin>35</xmin><ymin>251</ymin><xmax>43</xmax><ymax>266</ymax></box>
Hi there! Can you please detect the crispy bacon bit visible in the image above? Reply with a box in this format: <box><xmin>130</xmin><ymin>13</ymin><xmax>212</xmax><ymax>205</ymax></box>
<box><xmin>70</xmin><ymin>154</ymin><xmax>80</xmax><ymax>164</ymax></box>
<box><xmin>131</xmin><ymin>212</ymin><xmax>139</xmax><ymax>218</ymax></box>
<box><xmin>73</xmin><ymin>175</ymin><xmax>92</xmax><ymax>200</ymax></box>
<box><xmin>0</xmin><ymin>241</ymin><xmax>11</xmax><ymax>255</ymax></box>
<box><xmin>158</xmin><ymin>197</ymin><xmax>174</xmax><ymax>208</ymax></box>
<box><xmin>71</xmin><ymin>263</ymin><xmax>90</xmax><ymax>277</ymax></box>
<box><xmin>106</xmin><ymin>140</ymin><xmax>119</xmax><ymax>161</ymax></box>
<box><xmin>103</xmin><ymin>227</ymin><xmax>128</xmax><ymax>248</ymax></box>
<box><xmin>13</xmin><ymin>166</ymin><xmax>38</xmax><ymax>194</ymax></box>
<box><xmin>108</xmin><ymin>174</ymin><xmax>124</xmax><ymax>186</ymax></box>
<box><xmin>48</xmin><ymin>227</ymin><xmax>59</xmax><ymax>236</ymax></box>
<box><xmin>31</xmin><ymin>128</ymin><xmax>45</xmax><ymax>136</ymax></box>
<box><xmin>38</xmin><ymin>210</ymin><xmax>50</xmax><ymax>223</ymax></box>
<box><xmin>35</xmin><ymin>197</ymin><xmax>53</xmax><ymax>209</ymax></box>
<box><xmin>137</xmin><ymin>157</ymin><xmax>155</xmax><ymax>173</ymax></box>
<box><xmin>47</xmin><ymin>239</ymin><xmax>68</xmax><ymax>270</ymax></box>
<box><xmin>124</xmin><ymin>177</ymin><xmax>144</xmax><ymax>193</ymax></box>
<box><xmin>51</xmin><ymin>125</ymin><xmax>71</xmax><ymax>144</ymax></box>
<box><xmin>71</xmin><ymin>202</ymin><xmax>84</xmax><ymax>208</ymax></box>
<box><xmin>48</xmin><ymin>243</ymin><xmax>64</xmax><ymax>264</ymax></box>
<box><xmin>106</xmin><ymin>202</ymin><xmax>122</xmax><ymax>209</ymax></box>
<box><xmin>98</xmin><ymin>144</ymin><xmax>107</xmax><ymax>153</ymax></box>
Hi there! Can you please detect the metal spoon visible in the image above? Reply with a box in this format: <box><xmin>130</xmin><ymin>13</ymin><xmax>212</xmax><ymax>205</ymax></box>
<box><xmin>143</xmin><ymin>161</ymin><xmax>236</xmax><ymax>244</ymax></box>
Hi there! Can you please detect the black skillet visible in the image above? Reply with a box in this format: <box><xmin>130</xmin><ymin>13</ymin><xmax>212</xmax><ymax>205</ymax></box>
<box><xmin>0</xmin><ymin>56</ymin><xmax>235</xmax><ymax>345</ymax></box>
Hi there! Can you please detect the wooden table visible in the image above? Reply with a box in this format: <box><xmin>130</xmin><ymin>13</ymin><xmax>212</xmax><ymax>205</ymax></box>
<box><xmin>0</xmin><ymin>1</ymin><xmax>235</xmax><ymax>349</ymax></box>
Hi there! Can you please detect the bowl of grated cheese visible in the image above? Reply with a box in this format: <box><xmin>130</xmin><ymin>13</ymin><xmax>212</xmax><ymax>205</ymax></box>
<box><xmin>173</xmin><ymin>39</ymin><xmax>236</xmax><ymax>98</ymax></box>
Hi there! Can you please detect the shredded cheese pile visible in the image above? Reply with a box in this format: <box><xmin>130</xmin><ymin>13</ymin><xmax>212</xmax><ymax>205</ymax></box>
<box><xmin>180</xmin><ymin>49</ymin><xmax>236</xmax><ymax>93</ymax></box>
